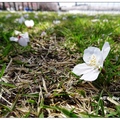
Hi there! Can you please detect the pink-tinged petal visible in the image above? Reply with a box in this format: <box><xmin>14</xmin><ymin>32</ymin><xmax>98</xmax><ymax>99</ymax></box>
<box><xmin>10</xmin><ymin>37</ymin><xmax>18</xmax><ymax>42</ymax></box>
<box><xmin>80</xmin><ymin>68</ymin><xmax>100</xmax><ymax>81</ymax></box>
<box><xmin>72</xmin><ymin>63</ymin><xmax>94</xmax><ymax>76</ymax></box>
<box><xmin>102</xmin><ymin>42</ymin><xmax>110</xmax><ymax>61</ymax></box>
<box><xmin>18</xmin><ymin>37</ymin><xmax>28</xmax><ymax>46</ymax></box>
<box><xmin>20</xmin><ymin>32</ymin><xmax>29</xmax><ymax>41</ymax></box>
<box><xmin>18</xmin><ymin>32</ymin><xmax>29</xmax><ymax>46</ymax></box>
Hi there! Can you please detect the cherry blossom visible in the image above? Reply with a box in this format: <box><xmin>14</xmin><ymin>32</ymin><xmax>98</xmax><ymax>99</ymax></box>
<box><xmin>24</xmin><ymin>20</ymin><xmax>34</xmax><ymax>28</ymax></box>
<box><xmin>72</xmin><ymin>42</ymin><xmax>110</xmax><ymax>81</ymax></box>
<box><xmin>10</xmin><ymin>31</ymin><xmax>29</xmax><ymax>47</ymax></box>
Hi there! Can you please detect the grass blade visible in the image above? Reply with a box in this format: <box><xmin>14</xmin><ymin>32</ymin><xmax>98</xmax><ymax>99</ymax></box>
<box><xmin>0</xmin><ymin>64</ymin><xmax>6</xmax><ymax>78</ymax></box>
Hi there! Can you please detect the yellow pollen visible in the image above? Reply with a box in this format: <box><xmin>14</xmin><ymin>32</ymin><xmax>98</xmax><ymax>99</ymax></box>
<box><xmin>89</xmin><ymin>54</ymin><xmax>97</xmax><ymax>66</ymax></box>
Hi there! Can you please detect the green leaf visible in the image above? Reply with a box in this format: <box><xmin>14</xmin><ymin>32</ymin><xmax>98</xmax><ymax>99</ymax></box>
<box><xmin>39</xmin><ymin>112</ymin><xmax>44</xmax><ymax>118</ymax></box>
<box><xmin>26</xmin><ymin>99</ymin><xmax>36</xmax><ymax>104</ymax></box>
<box><xmin>78</xmin><ymin>90</ymin><xmax>86</xmax><ymax>97</ymax></box>
<box><xmin>0</xmin><ymin>82</ymin><xmax>16</xmax><ymax>88</ymax></box>
<box><xmin>56</xmin><ymin>106</ymin><xmax>79</xmax><ymax>118</ymax></box>
<box><xmin>116</xmin><ymin>105</ymin><xmax>120</xmax><ymax>117</ymax></box>
<box><xmin>2</xmin><ymin>44</ymin><xmax>12</xmax><ymax>57</ymax></box>
<box><xmin>3</xmin><ymin>33</ymin><xmax>10</xmax><ymax>44</ymax></box>
<box><xmin>42</xmin><ymin>105</ymin><xmax>79</xmax><ymax>118</ymax></box>
<box><xmin>0</xmin><ymin>64</ymin><xmax>6</xmax><ymax>78</ymax></box>
<box><xmin>99</xmin><ymin>99</ymin><xmax>105</xmax><ymax>117</ymax></box>
<box><xmin>22</xmin><ymin>93</ymin><xmax>39</xmax><ymax>98</ymax></box>
<box><xmin>23</xmin><ymin>112</ymin><xmax>30</xmax><ymax>118</ymax></box>
<box><xmin>0</xmin><ymin>103</ymin><xmax>11</xmax><ymax>112</ymax></box>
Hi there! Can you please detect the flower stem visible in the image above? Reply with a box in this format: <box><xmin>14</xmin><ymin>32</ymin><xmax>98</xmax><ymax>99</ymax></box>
<box><xmin>101</xmin><ymin>68</ymin><xmax>106</xmax><ymax>74</ymax></box>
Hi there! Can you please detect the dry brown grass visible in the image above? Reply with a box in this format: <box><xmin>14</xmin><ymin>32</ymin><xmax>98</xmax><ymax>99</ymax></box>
<box><xmin>0</xmin><ymin>14</ymin><xmax>120</xmax><ymax>117</ymax></box>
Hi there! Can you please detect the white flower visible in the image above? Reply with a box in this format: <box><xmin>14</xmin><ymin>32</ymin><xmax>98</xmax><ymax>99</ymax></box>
<box><xmin>91</xmin><ymin>19</ymin><xmax>100</xmax><ymax>22</ymax></box>
<box><xmin>10</xmin><ymin>31</ymin><xmax>29</xmax><ymax>47</ymax></box>
<box><xmin>53</xmin><ymin>20</ymin><xmax>61</xmax><ymax>24</ymax></box>
<box><xmin>24</xmin><ymin>20</ymin><xmax>34</xmax><ymax>28</ymax></box>
<box><xmin>103</xmin><ymin>19</ymin><xmax>108</xmax><ymax>22</ymax></box>
<box><xmin>10</xmin><ymin>37</ymin><xmax>18</xmax><ymax>42</ymax></box>
<box><xmin>72</xmin><ymin>42</ymin><xmax>110</xmax><ymax>81</ymax></box>
<box><xmin>18</xmin><ymin>16</ymin><xmax>25</xmax><ymax>24</ymax></box>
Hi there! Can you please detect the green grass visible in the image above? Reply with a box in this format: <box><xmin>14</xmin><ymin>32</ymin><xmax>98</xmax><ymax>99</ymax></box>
<box><xmin>0</xmin><ymin>11</ymin><xmax>120</xmax><ymax>118</ymax></box>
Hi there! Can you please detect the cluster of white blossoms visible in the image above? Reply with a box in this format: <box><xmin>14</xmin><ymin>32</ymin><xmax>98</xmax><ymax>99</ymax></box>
<box><xmin>10</xmin><ymin>13</ymin><xmax>68</xmax><ymax>47</ymax></box>
<box><xmin>16</xmin><ymin>16</ymin><xmax>34</xmax><ymax>27</ymax></box>
<box><xmin>72</xmin><ymin>42</ymin><xmax>110</xmax><ymax>81</ymax></box>
<box><xmin>10</xmin><ymin>15</ymin><xmax>34</xmax><ymax>46</ymax></box>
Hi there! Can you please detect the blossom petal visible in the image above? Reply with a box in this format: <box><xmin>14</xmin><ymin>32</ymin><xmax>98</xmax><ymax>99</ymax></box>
<box><xmin>10</xmin><ymin>37</ymin><xmax>18</xmax><ymax>42</ymax></box>
<box><xmin>72</xmin><ymin>63</ymin><xmax>94</xmax><ymax>76</ymax></box>
<box><xmin>80</xmin><ymin>68</ymin><xmax>100</xmax><ymax>81</ymax></box>
<box><xmin>83</xmin><ymin>47</ymin><xmax>101</xmax><ymax>63</ymax></box>
<box><xmin>25</xmin><ymin>20</ymin><xmax>34</xmax><ymax>27</ymax></box>
<box><xmin>17</xmin><ymin>32</ymin><xmax>29</xmax><ymax>46</ymax></box>
<box><xmin>102</xmin><ymin>42</ymin><xmax>110</xmax><ymax>61</ymax></box>
<box><xmin>19</xmin><ymin>16</ymin><xmax>25</xmax><ymax>24</ymax></box>
<box><xmin>20</xmin><ymin>32</ymin><xmax>29</xmax><ymax>41</ymax></box>
<box><xmin>18</xmin><ymin>38</ymin><xmax>28</xmax><ymax>46</ymax></box>
<box><xmin>83</xmin><ymin>46</ymin><xmax>103</xmax><ymax>67</ymax></box>
<box><xmin>14</xmin><ymin>30</ymin><xmax>21</xmax><ymax>35</ymax></box>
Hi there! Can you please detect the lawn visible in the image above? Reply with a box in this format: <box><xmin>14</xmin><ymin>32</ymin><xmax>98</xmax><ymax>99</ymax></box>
<box><xmin>0</xmin><ymin>11</ymin><xmax>120</xmax><ymax>118</ymax></box>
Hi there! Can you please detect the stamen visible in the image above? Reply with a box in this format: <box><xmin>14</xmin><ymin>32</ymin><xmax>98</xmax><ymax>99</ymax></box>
<box><xmin>18</xmin><ymin>35</ymin><xmax>22</xmax><ymax>39</ymax></box>
<box><xmin>89</xmin><ymin>54</ymin><xmax>97</xmax><ymax>66</ymax></box>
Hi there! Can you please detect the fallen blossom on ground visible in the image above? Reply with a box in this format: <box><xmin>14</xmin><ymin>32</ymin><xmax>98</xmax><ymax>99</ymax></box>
<box><xmin>72</xmin><ymin>42</ymin><xmax>110</xmax><ymax>81</ymax></box>
<box><xmin>10</xmin><ymin>31</ymin><xmax>29</xmax><ymax>47</ymax></box>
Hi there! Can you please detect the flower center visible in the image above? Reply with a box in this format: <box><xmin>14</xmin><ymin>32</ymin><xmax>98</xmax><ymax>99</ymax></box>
<box><xmin>89</xmin><ymin>54</ymin><xmax>97</xmax><ymax>66</ymax></box>
<box><xmin>18</xmin><ymin>35</ymin><xmax>22</xmax><ymax>40</ymax></box>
